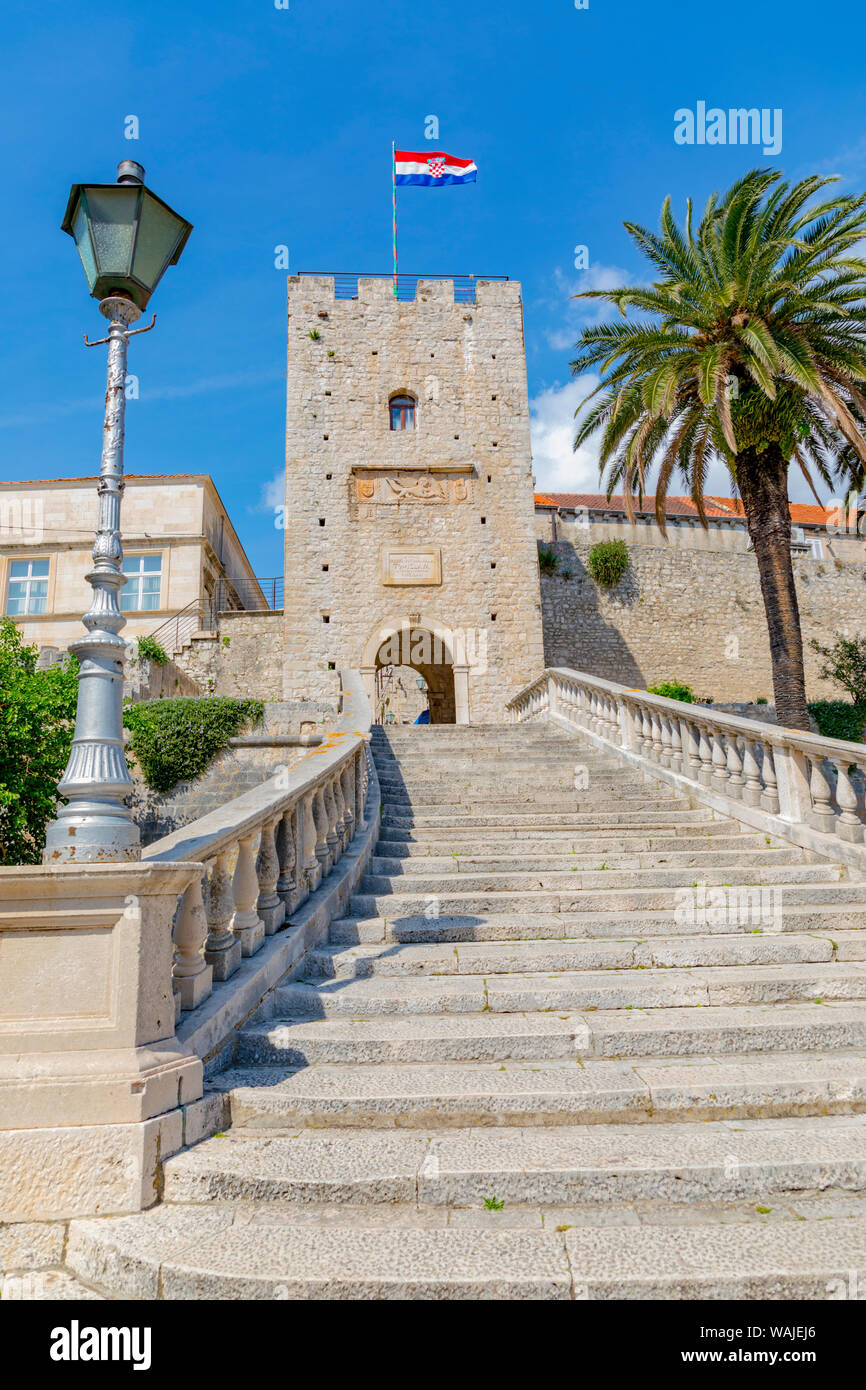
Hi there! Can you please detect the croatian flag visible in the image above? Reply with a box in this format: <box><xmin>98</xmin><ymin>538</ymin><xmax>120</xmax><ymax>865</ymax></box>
<box><xmin>395</xmin><ymin>150</ymin><xmax>477</xmax><ymax>188</ymax></box>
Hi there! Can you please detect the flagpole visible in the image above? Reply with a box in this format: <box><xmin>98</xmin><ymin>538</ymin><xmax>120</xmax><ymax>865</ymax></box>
<box><xmin>392</xmin><ymin>141</ymin><xmax>398</xmax><ymax>299</ymax></box>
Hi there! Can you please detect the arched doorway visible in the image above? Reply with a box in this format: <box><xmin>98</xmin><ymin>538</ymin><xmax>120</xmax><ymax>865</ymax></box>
<box><xmin>361</xmin><ymin>618</ymin><xmax>470</xmax><ymax>725</ymax></box>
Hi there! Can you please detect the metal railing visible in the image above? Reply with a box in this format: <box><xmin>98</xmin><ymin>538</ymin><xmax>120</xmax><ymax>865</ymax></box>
<box><xmin>215</xmin><ymin>576</ymin><xmax>283</xmax><ymax>613</ymax></box>
<box><xmin>298</xmin><ymin>271</ymin><xmax>508</xmax><ymax>303</ymax></box>
<box><xmin>147</xmin><ymin>598</ymin><xmax>213</xmax><ymax>657</ymax></box>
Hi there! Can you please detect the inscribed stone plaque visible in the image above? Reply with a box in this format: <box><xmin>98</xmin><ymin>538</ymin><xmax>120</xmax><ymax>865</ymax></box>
<box><xmin>382</xmin><ymin>547</ymin><xmax>442</xmax><ymax>586</ymax></box>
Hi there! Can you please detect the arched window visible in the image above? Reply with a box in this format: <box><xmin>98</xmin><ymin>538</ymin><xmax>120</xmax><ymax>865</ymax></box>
<box><xmin>389</xmin><ymin>394</ymin><xmax>416</xmax><ymax>431</ymax></box>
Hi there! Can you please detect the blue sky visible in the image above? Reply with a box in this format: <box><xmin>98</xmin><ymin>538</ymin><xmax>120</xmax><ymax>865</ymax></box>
<box><xmin>1</xmin><ymin>0</ymin><xmax>865</xmax><ymax>577</ymax></box>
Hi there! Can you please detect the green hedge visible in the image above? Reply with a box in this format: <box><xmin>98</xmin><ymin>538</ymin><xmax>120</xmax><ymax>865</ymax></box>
<box><xmin>123</xmin><ymin>696</ymin><xmax>264</xmax><ymax>793</ymax></box>
<box><xmin>0</xmin><ymin>618</ymin><xmax>79</xmax><ymax>864</ymax></box>
<box><xmin>587</xmin><ymin>539</ymin><xmax>630</xmax><ymax>588</ymax></box>
<box><xmin>647</xmin><ymin>680</ymin><xmax>696</xmax><ymax>703</ymax></box>
<box><xmin>807</xmin><ymin>700</ymin><xmax>866</xmax><ymax>745</ymax></box>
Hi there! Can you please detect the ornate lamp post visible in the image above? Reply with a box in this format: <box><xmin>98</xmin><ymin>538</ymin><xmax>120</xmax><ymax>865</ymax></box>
<box><xmin>43</xmin><ymin>161</ymin><xmax>192</xmax><ymax>863</ymax></box>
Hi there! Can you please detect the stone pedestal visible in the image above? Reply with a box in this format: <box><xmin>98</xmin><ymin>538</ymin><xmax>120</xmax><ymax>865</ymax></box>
<box><xmin>0</xmin><ymin>861</ymin><xmax>204</xmax><ymax>1222</ymax></box>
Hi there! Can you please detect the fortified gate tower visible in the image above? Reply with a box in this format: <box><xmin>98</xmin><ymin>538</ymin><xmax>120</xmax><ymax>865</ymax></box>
<box><xmin>281</xmin><ymin>272</ymin><xmax>544</xmax><ymax>723</ymax></box>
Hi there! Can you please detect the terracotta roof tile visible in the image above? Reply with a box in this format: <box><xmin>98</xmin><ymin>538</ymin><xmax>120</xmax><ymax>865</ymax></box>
<box><xmin>536</xmin><ymin>492</ymin><xmax>842</xmax><ymax>527</ymax></box>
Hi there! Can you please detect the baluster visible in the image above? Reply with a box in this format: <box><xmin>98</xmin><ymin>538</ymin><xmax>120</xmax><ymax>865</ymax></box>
<box><xmin>725</xmin><ymin>735</ymin><xmax>744</xmax><ymax>795</ymax></box>
<box><xmin>711</xmin><ymin>729</ymin><xmax>729</xmax><ymax>789</ymax></box>
<box><xmin>256</xmin><ymin>816</ymin><xmax>284</xmax><ymax>934</ymax></box>
<box><xmin>325</xmin><ymin>776</ymin><xmax>341</xmax><ymax>860</ymax></box>
<box><xmin>232</xmin><ymin>833</ymin><xmax>266</xmax><ymax>956</ymax></box>
<box><xmin>669</xmin><ymin>715</ymin><xmax>683</xmax><ymax>773</ymax></box>
<box><xmin>275</xmin><ymin>808</ymin><xmax>297</xmax><ymax>906</ymax></box>
<box><xmin>697</xmin><ymin>723</ymin><xmax>714</xmax><ymax>786</ymax></box>
<box><xmin>650</xmin><ymin>711</ymin><xmax>665</xmax><ymax>762</ymax></box>
<box><xmin>638</xmin><ymin>707</ymin><xmax>653</xmax><ymax>758</ymax></box>
<box><xmin>833</xmin><ymin>758</ymin><xmax>865</xmax><ymax>842</ymax></box>
<box><xmin>353</xmin><ymin>749</ymin><xmax>365</xmax><ymax>830</ymax></box>
<box><xmin>341</xmin><ymin>762</ymin><xmax>355</xmax><ymax>842</ymax></box>
<box><xmin>760</xmin><ymin>743</ymin><xmax>780</xmax><ymax>814</ymax></box>
<box><xmin>204</xmin><ymin>849</ymin><xmax>242</xmax><ymax>981</ymax></box>
<box><xmin>680</xmin><ymin>718</ymin><xmax>701</xmax><ymax>779</ymax></box>
<box><xmin>173</xmin><ymin>873</ymin><xmax>213</xmax><ymax>1010</ymax></box>
<box><xmin>302</xmin><ymin>789</ymin><xmax>321</xmax><ymax>893</ymax></box>
<box><xmin>741</xmin><ymin>740</ymin><xmax>763</xmax><ymax>808</ymax></box>
<box><xmin>314</xmin><ymin>785</ymin><xmax>332</xmax><ymax>873</ymax></box>
<box><xmin>808</xmin><ymin>756</ymin><xmax>838</xmax><ymax>834</ymax></box>
<box><xmin>333</xmin><ymin>772</ymin><xmax>347</xmax><ymax>852</ymax></box>
<box><xmin>659</xmin><ymin>713</ymin><xmax>673</xmax><ymax>768</ymax></box>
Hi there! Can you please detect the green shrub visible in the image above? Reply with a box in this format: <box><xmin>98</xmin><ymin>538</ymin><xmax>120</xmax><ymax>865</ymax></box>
<box><xmin>587</xmin><ymin>539</ymin><xmax>630</xmax><ymax>588</ymax></box>
<box><xmin>647</xmin><ymin>680</ymin><xmax>696</xmax><ymax>703</ymax></box>
<box><xmin>811</xmin><ymin>634</ymin><xmax>866</xmax><ymax>705</ymax></box>
<box><xmin>135</xmin><ymin>635</ymin><xmax>169</xmax><ymax>666</ymax></box>
<box><xmin>0</xmin><ymin>618</ymin><xmax>79</xmax><ymax>864</ymax></box>
<box><xmin>537</xmin><ymin>544</ymin><xmax>559</xmax><ymax>576</ymax></box>
<box><xmin>807</xmin><ymin>700</ymin><xmax>866</xmax><ymax>744</ymax></box>
<box><xmin>123</xmin><ymin>696</ymin><xmax>264</xmax><ymax>793</ymax></box>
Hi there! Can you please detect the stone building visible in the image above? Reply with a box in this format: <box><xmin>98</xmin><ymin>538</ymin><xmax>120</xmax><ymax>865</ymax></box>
<box><xmin>279</xmin><ymin>274</ymin><xmax>545</xmax><ymax>723</ymax></box>
<box><xmin>0</xmin><ymin>474</ymin><xmax>263</xmax><ymax>656</ymax></box>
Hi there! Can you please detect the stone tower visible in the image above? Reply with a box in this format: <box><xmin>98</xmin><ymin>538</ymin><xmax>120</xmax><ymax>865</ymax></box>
<box><xmin>281</xmin><ymin>274</ymin><xmax>544</xmax><ymax>722</ymax></box>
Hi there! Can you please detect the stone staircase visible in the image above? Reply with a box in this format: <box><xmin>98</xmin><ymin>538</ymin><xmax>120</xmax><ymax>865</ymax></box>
<box><xmin>67</xmin><ymin>723</ymin><xmax>866</xmax><ymax>1299</ymax></box>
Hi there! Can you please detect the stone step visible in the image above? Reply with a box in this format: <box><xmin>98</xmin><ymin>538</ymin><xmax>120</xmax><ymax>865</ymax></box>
<box><xmin>161</xmin><ymin>1114</ymin><xmax>866</xmax><ymax>1208</ymax></box>
<box><xmin>377</xmin><ymin>816</ymin><xmax>743</xmax><ymax>840</ymax></box>
<box><xmin>305</xmin><ymin>932</ymin><xmax>840</xmax><ymax>982</ymax></box>
<box><xmin>236</xmin><ymin>1002</ymin><xmax>866</xmax><ymax>1067</ymax></box>
<box><xmin>374</xmin><ymin>832</ymin><xmax>785</xmax><ymax>857</ymax></box>
<box><xmin>351</xmin><ymin>880</ymin><xmax>860</xmax><ymax>918</ymax></box>
<box><xmin>219</xmin><ymin>1050</ymin><xmax>866</xmax><ymax>1129</ymax></box>
<box><xmin>65</xmin><ymin>1205</ymin><xmax>866</xmax><ymax>1300</ymax></box>
<box><xmin>369</xmin><ymin>848</ymin><xmax>805</xmax><ymax>875</ymax></box>
<box><xmin>359</xmin><ymin>864</ymin><xmax>844</xmax><ymax>896</ymax></box>
<box><xmin>378</xmin><ymin>810</ymin><xmax>724</xmax><ymax>829</ymax></box>
<box><xmin>277</xmin><ymin>961</ymin><xmax>866</xmax><ymax>1018</ymax></box>
<box><xmin>330</xmin><ymin>905</ymin><xmax>866</xmax><ymax>943</ymax></box>
<box><xmin>379</xmin><ymin>794</ymin><xmax>688</xmax><ymax>811</ymax></box>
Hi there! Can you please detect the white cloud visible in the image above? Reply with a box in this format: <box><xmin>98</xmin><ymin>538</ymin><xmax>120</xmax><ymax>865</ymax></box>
<box><xmin>539</xmin><ymin>263</ymin><xmax>636</xmax><ymax>353</ymax></box>
<box><xmin>529</xmin><ymin>376</ymin><xmax>603</xmax><ymax>492</ymax></box>
<box><xmin>256</xmin><ymin>471</ymin><xmax>284</xmax><ymax>512</ymax></box>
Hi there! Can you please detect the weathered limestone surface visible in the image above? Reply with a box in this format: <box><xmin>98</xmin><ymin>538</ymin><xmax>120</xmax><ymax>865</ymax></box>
<box><xmin>539</xmin><ymin>539</ymin><xmax>866</xmax><ymax>702</ymax></box>
<box><xmin>280</xmin><ymin>277</ymin><xmax>545</xmax><ymax>721</ymax></box>
<box><xmin>0</xmin><ymin>862</ymin><xmax>203</xmax><ymax>1223</ymax></box>
<box><xmin>58</xmin><ymin>722</ymin><xmax>866</xmax><ymax>1299</ymax></box>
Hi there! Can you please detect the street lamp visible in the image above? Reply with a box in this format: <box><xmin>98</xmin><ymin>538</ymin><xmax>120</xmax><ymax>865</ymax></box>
<box><xmin>43</xmin><ymin>161</ymin><xmax>192</xmax><ymax>863</ymax></box>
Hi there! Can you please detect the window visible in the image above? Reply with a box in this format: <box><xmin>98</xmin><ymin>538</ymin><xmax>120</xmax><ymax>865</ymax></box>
<box><xmin>389</xmin><ymin>394</ymin><xmax>416</xmax><ymax>431</ymax></box>
<box><xmin>6</xmin><ymin>558</ymin><xmax>49</xmax><ymax>615</ymax></box>
<box><xmin>121</xmin><ymin>554</ymin><xmax>162</xmax><ymax>612</ymax></box>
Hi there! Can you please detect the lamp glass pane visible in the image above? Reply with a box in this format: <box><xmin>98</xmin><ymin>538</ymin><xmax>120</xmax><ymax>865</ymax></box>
<box><xmin>85</xmin><ymin>187</ymin><xmax>139</xmax><ymax>275</ymax></box>
<box><xmin>71</xmin><ymin>199</ymin><xmax>98</xmax><ymax>292</ymax></box>
<box><xmin>132</xmin><ymin>191</ymin><xmax>184</xmax><ymax>290</ymax></box>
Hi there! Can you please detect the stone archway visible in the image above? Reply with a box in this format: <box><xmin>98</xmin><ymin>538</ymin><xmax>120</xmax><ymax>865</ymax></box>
<box><xmin>361</xmin><ymin>617</ymin><xmax>470</xmax><ymax>725</ymax></box>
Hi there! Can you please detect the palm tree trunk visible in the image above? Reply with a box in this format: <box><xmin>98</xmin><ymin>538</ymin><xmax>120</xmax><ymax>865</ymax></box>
<box><xmin>736</xmin><ymin>444</ymin><xmax>810</xmax><ymax>730</ymax></box>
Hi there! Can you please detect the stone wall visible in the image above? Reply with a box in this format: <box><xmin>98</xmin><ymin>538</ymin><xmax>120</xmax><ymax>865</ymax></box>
<box><xmin>540</xmin><ymin>539</ymin><xmax>866</xmax><ymax>703</ymax></box>
<box><xmin>175</xmin><ymin>611</ymin><xmax>286</xmax><ymax>700</ymax></box>
<box><xmin>279</xmin><ymin>276</ymin><xmax>546</xmax><ymax>722</ymax></box>
<box><xmin>124</xmin><ymin>655</ymin><xmax>201</xmax><ymax>703</ymax></box>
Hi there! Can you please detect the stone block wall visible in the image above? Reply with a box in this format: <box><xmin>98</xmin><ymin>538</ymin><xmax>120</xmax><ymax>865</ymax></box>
<box><xmin>279</xmin><ymin>275</ymin><xmax>545</xmax><ymax>722</ymax></box>
<box><xmin>174</xmin><ymin>611</ymin><xmax>286</xmax><ymax>700</ymax></box>
<box><xmin>540</xmin><ymin>539</ymin><xmax>866</xmax><ymax>703</ymax></box>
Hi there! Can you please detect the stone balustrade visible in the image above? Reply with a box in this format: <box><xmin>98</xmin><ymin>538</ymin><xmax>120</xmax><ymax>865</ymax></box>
<box><xmin>0</xmin><ymin>671</ymin><xmax>375</xmax><ymax>1225</ymax></box>
<box><xmin>144</xmin><ymin>671</ymin><xmax>372</xmax><ymax>1020</ymax></box>
<box><xmin>508</xmin><ymin>668</ymin><xmax>866</xmax><ymax>867</ymax></box>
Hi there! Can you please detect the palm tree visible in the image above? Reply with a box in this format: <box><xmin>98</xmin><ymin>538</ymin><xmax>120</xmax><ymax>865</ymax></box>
<box><xmin>571</xmin><ymin>169</ymin><xmax>866</xmax><ymax>729</ymax></box>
